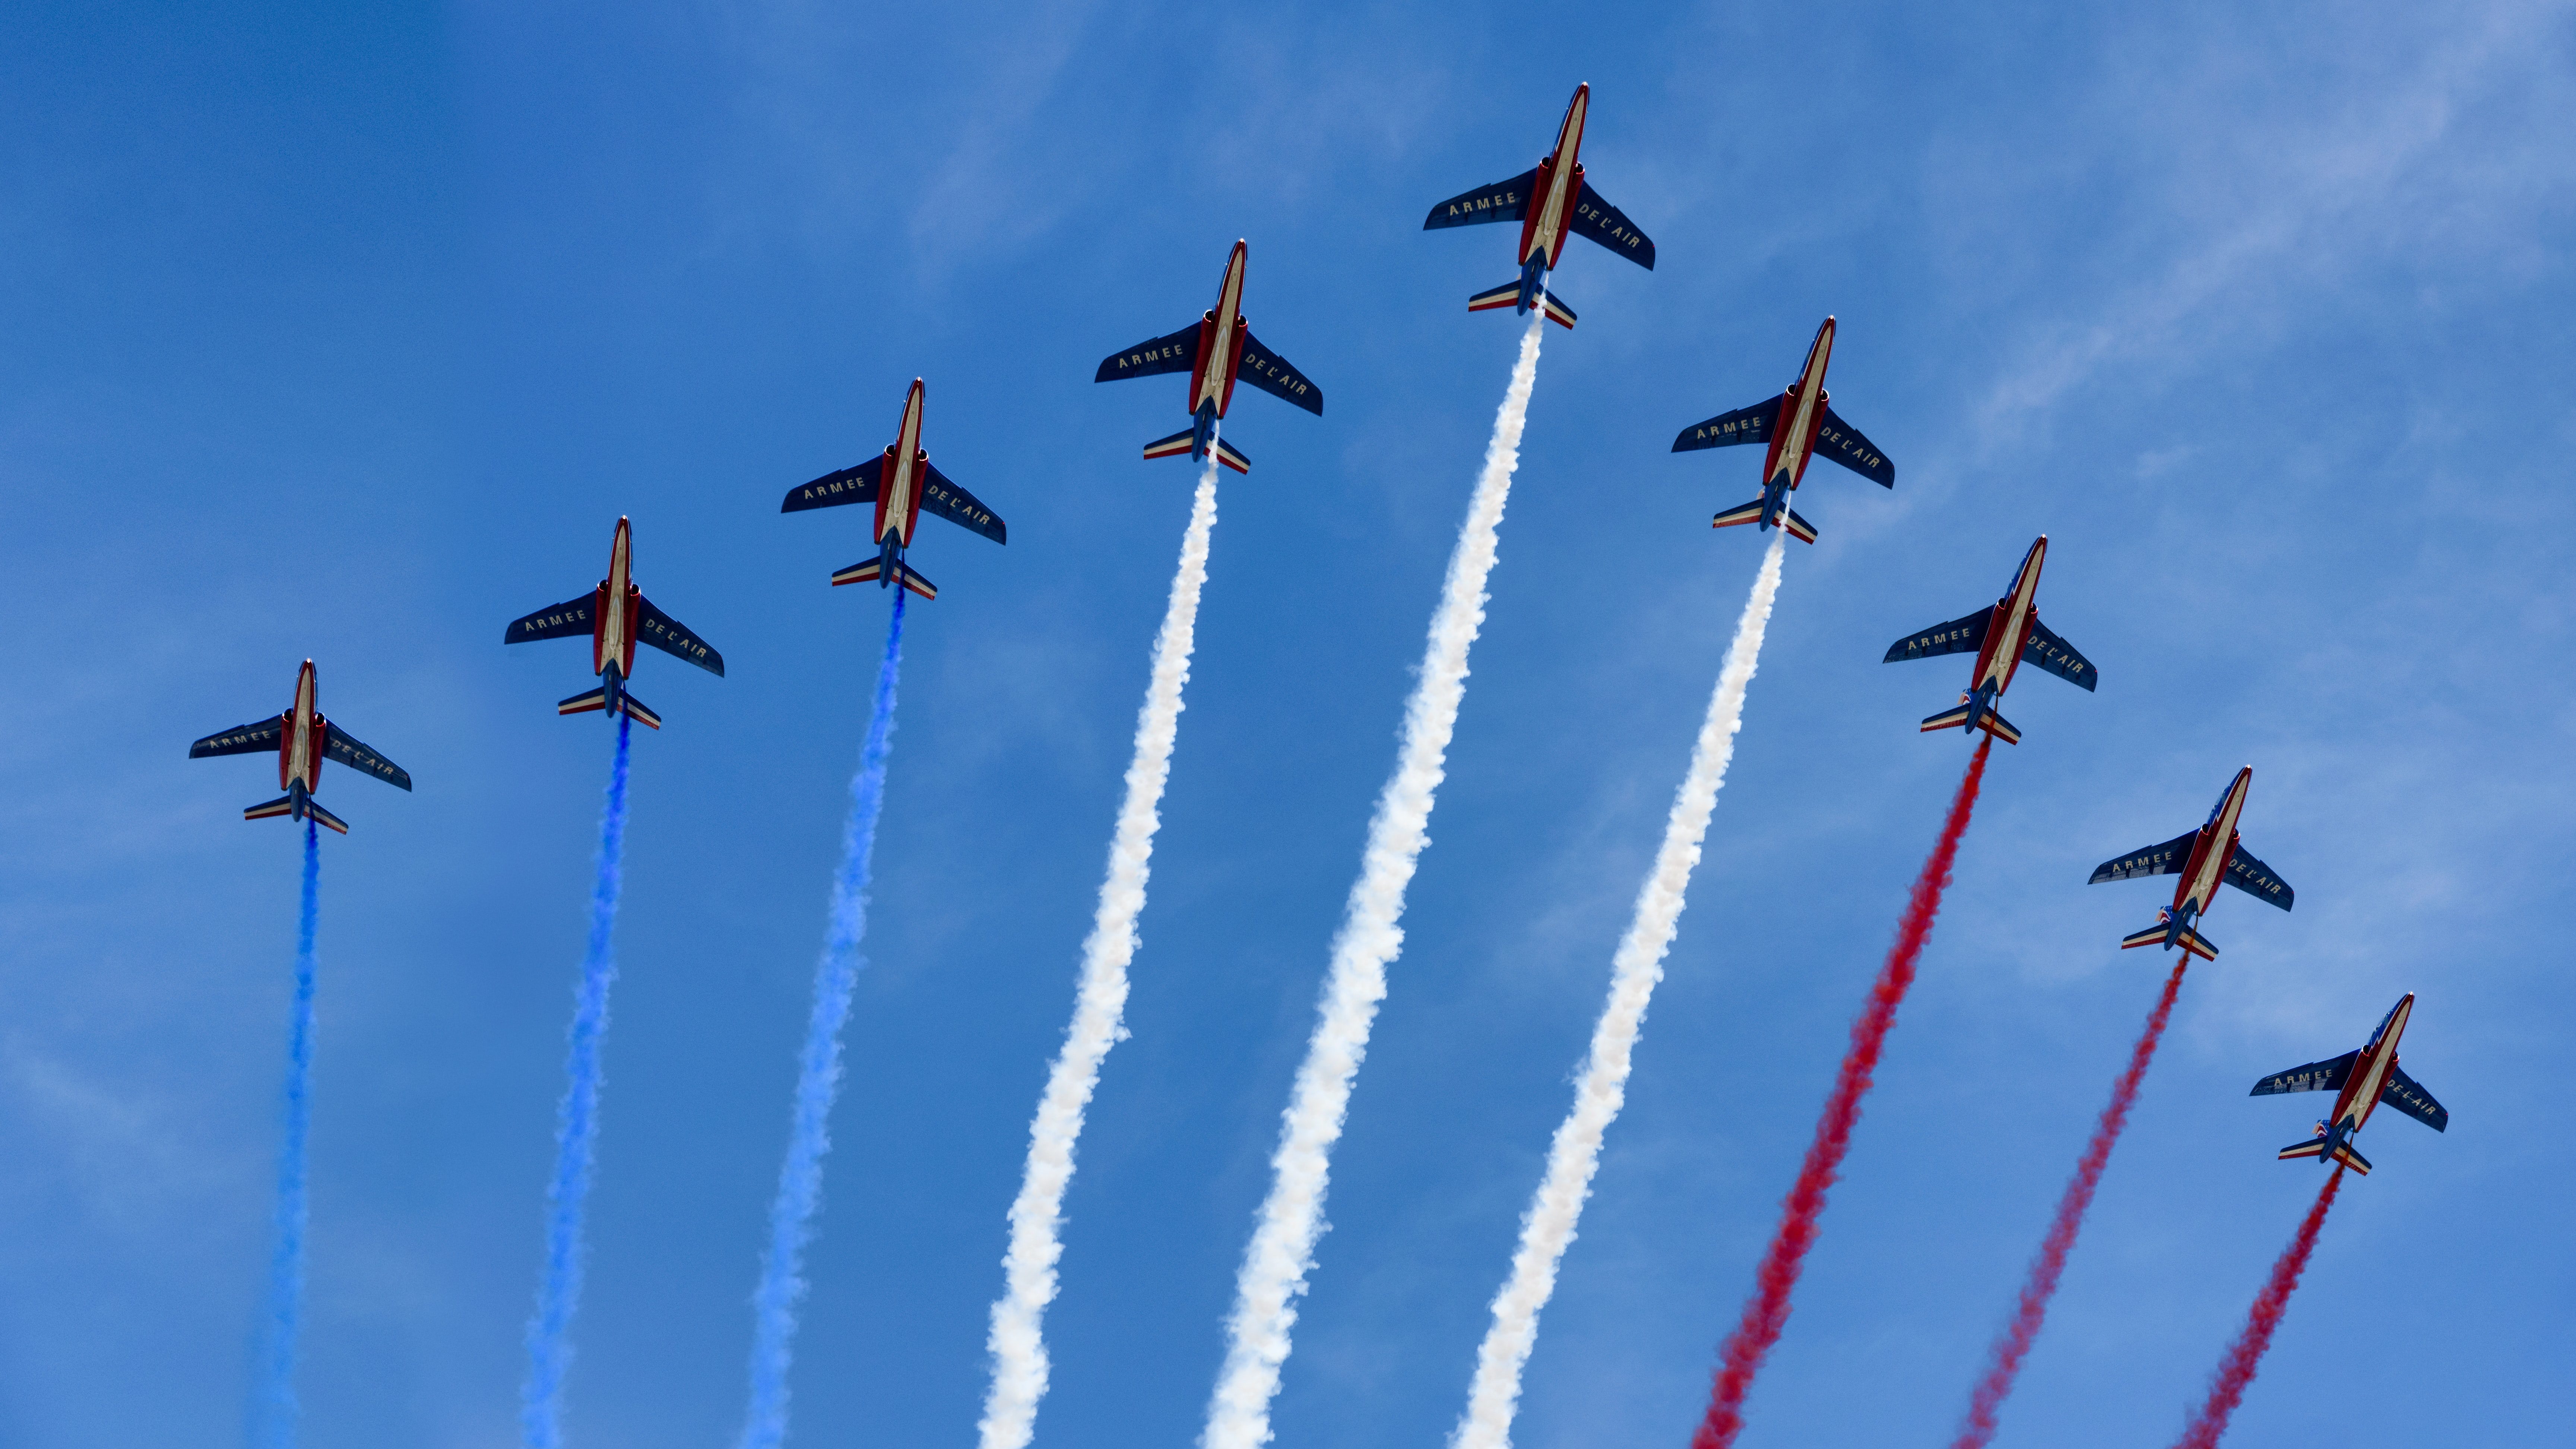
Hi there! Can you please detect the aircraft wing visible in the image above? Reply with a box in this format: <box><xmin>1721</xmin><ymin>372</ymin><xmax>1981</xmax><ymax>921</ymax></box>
<box><xmin>1883</xmin><ymin>609</ymin><xmax>1991</xmax><ymax>664</ymax></box>
<box><xmin>189</xmin><ymin>717</ymin><xmax>285</xmax><ymax>759</ymax></box>
<box><xmin>1814</xmin><ymin>406</ymin><xmax>1895</xmax><ymax>487</ymax></box>
<box><xmin>782</xmin><ymin>455</ymin><xmax>885</xmax><ymax>513</ymax></box>
<box><xmin>2380</xmin><ymin>1063</ymin><xmax>2449</xmax><ymax>1131</ymax></box>
<box><xmin>637</xmin><ymin>596</ymin><xmax>724</xmax><ymax>676</ymax></box>
<box><xmin>921</xmin><ymin>461</ymin><xmax>1008</xmax><ymax>544</ymax></box>
<box><xmin>2223</xmin><ymin>844</ymin><xmax>2295</xmax><ymax>910</ymax></box>
<box><xmin>504</xmin><ymin>594</ymin><xmax>599</xmax><ymax>645</ymax></box>
<box><xmin>1423</xmin><ymin>170</ymin><xmax>1539</xmax><ymax>230</ymax></box>
<box><xmin>323</xmin><ymin>722</ymin><xmax>412</xmax><ymax>791</ymax></box>
<box><xmin>2250</xmin><ymin>1049</ymin><xmax>2358</xmax><ymax>1097</ymax></box>
<box><xmin>1569</xmin><ymin>181</ymin><xmax>1655</xmax><ymax>268</ymax></box>
<box><xmin>1673</xmin><ymin>395</ymin><xmax>1783</xmax><ymax>453</ymax></box>
<box><xmin>1236</xmin><ymin>330</ymin><xmax>1323</xmax><ymax>416</ymax></box>
<box><xmin>2089</xmin><ymin>829</ymin><xmax>2203</xmax><ymax>883</ymax></box>
<box><xmin>1094</xmin><ymin>324</ymin><xmax>1203</xmax><ymax>383</ymax></box>
<box><xmin>2022</xmin><ymin>617</ymin><xmax>2099</xmax><ymax>691</ymax></box>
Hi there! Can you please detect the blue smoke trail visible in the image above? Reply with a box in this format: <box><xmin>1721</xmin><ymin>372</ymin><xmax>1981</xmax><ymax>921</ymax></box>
<box><xmin>737</xmin><ymin>588</ymin><xmax>907</xmax><ymax>1449</ymax></box>
<box><xmin>521</xmin><ymin>712</ymin><xmax>635</xmax><ymax>1449</ymax></box>
<box><xmin>251</xmin><ymin>819</ymin><xmax>321</xmax><ymax>1449</ymax></box>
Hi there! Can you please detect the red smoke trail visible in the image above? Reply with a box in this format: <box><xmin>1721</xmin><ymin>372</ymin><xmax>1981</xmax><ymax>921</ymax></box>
<box><xmin>2171</xmin><ymin>1168</ymin><xmax>2345</xmax><ymax>1449</ymax></box>
<box><xmin>1691</xmin><ymin>737</ymin><xmax>1993</xmax><ymax>1449</ymax></box>
<box><xmin>1948</xmin><ymin>959</ymin><xmax>2189</xmax><ymax>1448</ymax></box>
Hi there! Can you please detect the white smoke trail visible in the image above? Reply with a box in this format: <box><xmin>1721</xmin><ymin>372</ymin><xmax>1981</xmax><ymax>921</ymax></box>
<box><xmin>1203</xmin><ymin>309</ymin><xmax>1546</xmax><ymax>1449</ymax></box>
<box><xmin>1449</xmin><ymin>529</ymin><xmax>1787</xmax><ymax>1449</ymax></box>
<box><xmin>977</xmin><ymin>451</ymin><xmax>1223</xmax><ymax>1449</ymax></box>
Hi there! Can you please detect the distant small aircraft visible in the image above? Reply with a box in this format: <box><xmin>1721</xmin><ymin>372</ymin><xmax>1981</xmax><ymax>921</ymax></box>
<box><xmin>188</xmin><ymin>659</ymin><xmax>411</xmax><ymax>834</ymax></box>
<box><xmin>2252</xmin><ymin>991</ymin><xmax>2447</xmax><ymax>1175</ymax></box>
<box><xmin>504</xmin><ymin>516</ymin><xmax>723</xmax><ymax>730</ymax></box>
<box><xmin>782</xmin><ymin>378</ymin><xmax>1006</xmax><ymax>601</ymax></box>
<box><xmin>1883</xmin><ymin>535</ymin><xmax>2096</xmax><ymax>744</ymax></box>
<box><xmin>1422</xmin><ymin>82</ymin><xmax>1655</xmax><ymax>327</ymax></box>
<box><xmin>2088</xmin><ymin>766</ymin><xmax>2293</xmax><ymax>960</ymax></box>
<box><xmin>1093</xmin><ymin>239</ymin><xmax>1321</xmax><ymax>475</ymax></box>
<box><xmin>1672</xmin><ymin>316</ymin><xmax>1893</xmax><ymax>543</ymax></box>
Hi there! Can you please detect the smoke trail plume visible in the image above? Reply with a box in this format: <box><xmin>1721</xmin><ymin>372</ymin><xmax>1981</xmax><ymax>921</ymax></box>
<box><xmin>1951</xmin><ymin>960</ymin><xmax>2189</xmax><ymax>1449</ymax></box>
<box><xmin>1451</xmin><ymin>531</ymin><xmax>1788</xmax><ymax>1449</ymax></box>
<box><xmin>522</xmin><ymin>713</ymin><xmax>634</xmax><ymax>1449</ymax></box>
<box><xmin>2171</xmin><ymin>1168</ymin><xmax>2345</xmax><ymax>1449</ymax></box>
<box><xmin>980</xmin><ymin>454</ymin><xmax>1221</xmax><ymax>1449</ymax></box>
<box><xmin>737</xmin><ymin>589</ymin><xmax>907</xmax><ymax>1449</ymax></box>
<box><xmin>1204</xmin><ymin>308</ymin><xmax>1546</xmax><ymax>1449</ymax></box>
<box><xmin>1692</xmin><ymin>737</ymin><xmax>1993</xmax><ymax>1449</ymax></box>
<box><xmin>251</xmin><ymin>820</ymin><xmax>321</xmax><ymax>1449</ymax></box>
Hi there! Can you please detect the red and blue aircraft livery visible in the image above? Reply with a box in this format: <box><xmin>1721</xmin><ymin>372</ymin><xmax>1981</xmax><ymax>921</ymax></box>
<box><xmin>1422</xmin><ymin>82</ymin><xmax>1654</xmax><ymax>328</ymax></box>
<box><xmin>1094</xmin><ymin>240</ymin><xmax>1320</xmax><ymax>475</ymax></box>
<box><xmin>1882</xmin><ymin>535</ymin><xmax>2096</xmax><ymax>745</ymax></box>
<box><xmin>1673</xmin><ymin>316</ymin><xmax>1893</xmax><ymax>543</ymax></box>
<box><xmin>188</xmin><ymin>659</ymin><xmax>411</xmax><ymax>835</ymax></box>
<box><xmin>2251</xmin><ymin>991</ymin><xmax>2447</xmax><ymax>1176</ymax></box>
<box><xmin>2088</xmin><ymin>766</ymin><xmax>2293</xmax><ymax>961</ymax></box>
<box><xmin>504</xmin><ymin>516</ymin><xmax>724</xmax><ymax>730</ymax></box>
<box><xmin>782</xmin><ymin>378</ymin><xmax>1006</xmax><ymax>601</ymax></box>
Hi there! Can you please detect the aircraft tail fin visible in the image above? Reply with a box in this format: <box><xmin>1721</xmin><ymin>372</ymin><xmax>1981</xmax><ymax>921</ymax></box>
<box><xmin>1214</xmin><ymin>436</ymin><xmax>1251</xmax><ymax>474</ymax></box>
<box><xmin>1711</xmin><ymin>499</ymin><xmax>1767</xmax><ymax>531</ymax></box>
<box><xmin>832</xmin><ymin>559</ymin><xmax>939</xmax><ymax>599</ymax></box>
<box><xmin>558</xmin><ymin>686</ymin><xmax>609</xmax><ymax>717</ymax></box>
<box><xmin>558</xmin><ymin>686</ymin><xmax>660</xmax><ymax>728</ymax></box>
<box><xmin>2278</xmin><ymin>1137</ymin><xmax>2326</xmax><ymax>1162</ymax></box>
<box><xmin>2121</xmin><ymin>921</ymin><xmax>2219</xmax><ymax>959</ymax></box>
<box><xmin>1783</xmin><ymin>507</ymin><xmax>1818</xmax><ymax>544</ymax></box>
<box><xmin>305</xmin><ymin>800</ymin><xmax>349</xmax><ymax>835</ymax></box>
<box><xmin>1467</xmin><ymin>280</ymin><xmax>1523</xmax><ymax>314</ymax></box>
<box><xmin>244</xmin><ymin>794</ymin><xmax>296</xmax><ymax>822</ymax></box>
<box><xmin>2330</xmin><ymin>1140</ymin><xmax>2372</xmax><ymax>1174</ymax></box>
<box><xmin>1921</xmin><ymin>699</ymin><xmax>2019</xmax><ymax>743</ymax></box>
<box><xmin>2281</xmin><ymin>1137</ymin><xmax>2372</xmax><ymax>1174</ymax></box>
<box><xmin>1539</xmin><ymin>291</ymin><xmax>1577</xmax><ymax>329</ymax></box>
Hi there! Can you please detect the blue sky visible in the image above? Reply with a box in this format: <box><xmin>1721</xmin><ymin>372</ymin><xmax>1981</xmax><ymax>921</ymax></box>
<box><xmin>3</xmin><ymin>1</ymin><xmax>2571</xmax><ymax>1446</ymax></box>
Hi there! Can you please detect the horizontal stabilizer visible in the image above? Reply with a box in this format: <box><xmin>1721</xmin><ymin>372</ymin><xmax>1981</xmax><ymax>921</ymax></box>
<box><xmin>306</xmin><ymin>800</ymin><xmax>349</xmax><ymax>835</ymax></box>
<box><xmin>1467</xmin><ymin>280</ymin><xmax>1524</xmax><ymax>313</ymax></box>
<box><xmin>244</xmin><ymin>794</ymin><xmax>297</xmax><ymax>821</ymax></box>
<box><xmin>1423</xmin><ymin>170</ymin><xmax>1539</xmax><ymax>230</ymax></box>
<box><xmin>1919</xmin><ymin>703</ymin><xmax>1974</xmax><ymax>734</ymax></box>
<box><xmin>1783</xmin><ymin>507</ymin><xmax>1817</xmax><ymax>544</ymax></box>
<box><xmin>2277</xmin><ymin>1137</ymin><xmax>2326</xmax><ymax>1161</ymax></box>
<box><xmin>1711</xmin><ymin>499</ymin><xmax>1767</xmax><ymax>531</ymax></box>
<box><xmin>1978</xmin><ymin>707</ymin><xmax>2021</xmax><ymax>745</ymax></box>
<box><xmin>1214</xmin><ymin>436</ymin><xmax>1251</xmax><ymax>475</ymax></box>
<box><xmin>2121</xmin><ymin>921</ymin><xmax>2218</xmax><ymax>959</ymax></box>
<box><xmin>1540</xmin><ymin>291</ymin><xmax>1575</xmax><ymax>329</ymax></box>
<box><xmin>558</xmin><ymin>686</ymin><xmax>608</xmax><ymax>716</ymax></box>
<box><xmin>2330</xmin><ymin>1140</ymin><xmax>2372</xmax><ymax>1174</ymax></box>
<box><xmin>831</xmin><ymin>559</ymin><xmax>938</xmax><ymax>600</ymax></box>
<box><xmin>1142</xmin><ymin>428</ymin><xmax>1198</xmax><ymax>462</ymax></box>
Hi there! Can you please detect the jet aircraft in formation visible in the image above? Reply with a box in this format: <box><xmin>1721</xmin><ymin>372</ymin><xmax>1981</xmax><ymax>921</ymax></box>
<box><xmin>1673</xmin><ymin>316</ymin><xmax>1894</xmax><ymax>543</ymax></box>
<box><xmin>1422</xmin><ymin>82</ymin><xmax>1655</xmax><ymax>327</ymax></box>
<box><xmin>188</xmin><ymin>659</ymin><xmax>411</xmax><ymax>834</ymax></box>
<box><xmin>1883</xmin><ymin>535</ymin><xmax>2096</xmax><ymax>744</ymax></box>
<box><xmin>2252</xmin><ymin>992</ymin><xmax>2447</xmax><ymax>1175</ymax></box>
<box><xmin>504</xmin><ymin>516</ymin><xmax>725</xmax><ymax>730</ymax></box>
<box><xmin>1094</xmin><ymin>240</ymin><xmax>1321</xmax><ymax>475</ymax></box>
<box><xmin>782</xmin><ymin>378</ymin><xmax>1008</xmax><ymax>601</ymax></box>
<box><xmin>2088</xmin><ymin>766</ymin><xmax>2293</xmax><ymax>961</ymax></box>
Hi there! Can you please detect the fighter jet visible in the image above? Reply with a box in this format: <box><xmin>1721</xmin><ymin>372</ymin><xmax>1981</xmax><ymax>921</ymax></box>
<box><xmin>504</xmin><ymin>516</ymin><xmax>723</xmax><ymax>730</ymax></box>
<box><xmin>781</xmin><ymin>378</ymin><xmax>1006</xmax><ymax>601</ymax></box>
<box><xmin>2252</xmin><ymin>992</ymin><xmax>2447</xmax><ymax>1175</ymax></box>
<box><xmin>188</xmin><ymin>659</ymin><xmax>411</xmax><ymax>834</ymax></box>
<box><xmin>1422</xmin><ymin>82</ymin><xmax>1655</xmax><ymax>328</ymax></box>
<box><xmin>1882</xmin><ymin>535</ymin><xmax>2097</xmax><ymax>745</ymax></box>
<box><xmin>1673</xmin><ymin>316</ymin><xmax>1894</xmax><ymax>543</ymax></box>
<box><xmin>1093</xmin><ymin>240</ymin><xmax>1321</xmax><ymax>475</ymax></box>
<box><xmin>2088</xmin><ymin>766</ymin><xmax>2293</xmax><ymax>960</ymax></box>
